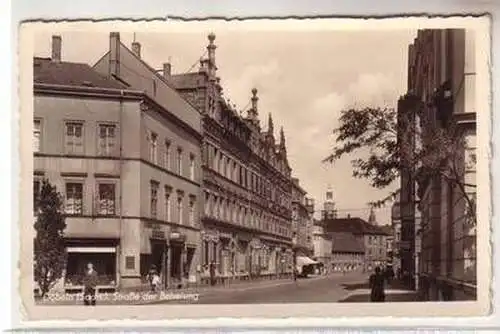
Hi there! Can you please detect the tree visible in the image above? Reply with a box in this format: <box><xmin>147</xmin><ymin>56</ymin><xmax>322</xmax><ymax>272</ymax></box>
<box><xmin>323</xmin><ymin>93</ymin><xmax>476</xmax><ymax>225</ymax></box>
<box><xmin>34</xmin><ymin>179</ymin><xmax>67</xmax><ymax>297</ymax></box>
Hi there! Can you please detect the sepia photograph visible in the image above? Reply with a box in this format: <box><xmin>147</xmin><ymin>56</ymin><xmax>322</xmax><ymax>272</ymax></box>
<box><xmin>18</xmin><ymin>16</ymin><xmax>490</xmax><ymax>320</ymax></box>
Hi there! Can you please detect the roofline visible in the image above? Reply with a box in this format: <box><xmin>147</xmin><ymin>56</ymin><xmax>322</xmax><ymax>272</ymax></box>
<box><xmin>34</xmin><ymin>82</ymin><xmax>144</xmax><ymax>99</ymax></box>
<box><xmin>34</xmin><ymin>83</ymin><xmax>203</xmax><ymax>142</ymax></box>
<box><xmin>116</xmin><ymin>43</ymin><xmax>204</xmax><ymax>116</ymax></box>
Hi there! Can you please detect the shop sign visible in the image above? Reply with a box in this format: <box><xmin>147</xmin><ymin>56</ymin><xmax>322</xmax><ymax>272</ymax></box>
<box><xmin>151</xmin><ymin>224</ymin><xmax>166</xmax><ymax>240</ymax></box>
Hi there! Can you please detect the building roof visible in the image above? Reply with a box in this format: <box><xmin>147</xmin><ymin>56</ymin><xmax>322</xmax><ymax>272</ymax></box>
<box><xmin>322</xmin><ymin>217</ymin><xmax>391</xmax><ymax>236</ymax></box>
<box><xmin>34</xmin><ymin>57</ymin><xmax>126</xmax><ymax>89</ymax></box>
<box><xmin>331</xmin><ymin>232</ymin><xmax>365</xmax><ymax>254</ymax></box>
<box><xmin>379</xmin><ymin>224</ymin><xmax>393</xmax><ymax>236</ymax></box>
<box><xmin>170</xmin><ymin>73</ymin><xmax>201</xmax><ymax>90</ymax></box>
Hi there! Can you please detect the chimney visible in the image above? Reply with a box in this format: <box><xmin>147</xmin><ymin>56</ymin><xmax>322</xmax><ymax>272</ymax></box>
<box><xmin>163</xmin><ymin>62</ymin><xmax>171</xmax><ymax>77</ymax></box>
<box><xmin>109</xmin><ymin>32</ymin><xmax>121</xmax><ymax>77</ymax></box>
<box><xmin>132</xmin><ymin>41</ymin><xmax>141</xmax><ymax>58</ymax></box>
<box><xmin>51</xmin><ymin>35</ymin><xmax>62</xmax><ymax>62</ymax></box>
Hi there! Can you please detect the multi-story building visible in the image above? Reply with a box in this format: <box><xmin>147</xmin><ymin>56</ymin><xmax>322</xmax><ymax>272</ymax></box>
<box><xmin>304</xmin><ymin>198</ymin><xmax>316</xmax><ymax>252</ymax></box>
<box><xmin>169</xmin><ymin>34</ymin><xmax>295</xmax><ymax>281</ymax></box>
<box><xmin>291</xmin><ymin>178</ymin><xmax>311</xmax><ymax>255</ymax></box>
<box><xmin>330</xmin><ymin>232</ymin><xmax>365</xmax><ymax>272</ymax></box>
<box><xmin>403</xmin><ymin>29</ymin><xmax>477</xmax><ymax>300</ymax></box>
<box><xmin>34</xmin><ymin>34</ymin><xmax>203</xmax><ymax>292</ymax></box>
<box><xmin>322</xmin><ymin>216</ymin><xmax>391</xmax><ymax>272</ymax></box>
<box><xmin>311</xmin><ymin>220</ymin><xmax>332</xmax><ymax>270</ymax></box>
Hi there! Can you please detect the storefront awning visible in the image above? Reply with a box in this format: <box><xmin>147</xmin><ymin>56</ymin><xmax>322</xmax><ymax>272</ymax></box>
<box><xmin>67</xmin><ymin>247</ymin><xmax>116</xmax><ymax>253</ymax></box>
<box><xmin>297</xmin><ymin>256</ymin><xmax>319</xmax><ymax>266</ymax></box>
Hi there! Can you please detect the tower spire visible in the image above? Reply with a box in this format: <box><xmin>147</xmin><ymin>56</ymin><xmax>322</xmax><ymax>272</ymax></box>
<box><xmin>279</xmin><ymin>126</ymin><xmax>286</xmax><ymax>150</ymax></box>
<box><xmin>268</xmin><ymin>113</ymin><xmax>274</xmax><ymax>135</ymax></box>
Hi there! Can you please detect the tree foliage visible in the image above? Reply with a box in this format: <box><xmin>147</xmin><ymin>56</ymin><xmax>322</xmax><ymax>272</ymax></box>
<box><xmin>34</xmin><ymin>179</ymin><xmax>67</xmax><ymax>297</ymax></box>
<box><xmin>324</xmin><ymin>95</ymin><xmax>476</xmax><ymax>225</ymax></box>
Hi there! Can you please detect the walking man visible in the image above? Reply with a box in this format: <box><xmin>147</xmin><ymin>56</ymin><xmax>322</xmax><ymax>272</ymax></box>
<box><xmin>369</xmin><ymin>266</ymin><xmax>386</xmax><ymax>302</ymax></box>
<box><xmin>83</xmin><ymin>262</ymin><xmax>98</xmax><ymax>306</ymax></box>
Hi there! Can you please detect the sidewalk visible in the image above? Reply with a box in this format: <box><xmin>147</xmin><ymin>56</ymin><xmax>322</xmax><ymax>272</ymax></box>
<box><xmin>338</xmin><ymin>279</ymin><xmax>419</xmax><ymax>303</ymax></box>
<box><xmin>36</xmin><ymin>273</ymin><xmax>339</xmax><ymax>306</ymax></box>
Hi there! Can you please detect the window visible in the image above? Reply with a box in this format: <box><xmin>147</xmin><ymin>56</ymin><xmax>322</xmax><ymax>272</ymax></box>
<box><xmin>65</xmin><ymin>122</ymin><xmax>84</xmax><ymax>155</ymax></box>
<box><xmin>33</xmin><ymin>119</ymin><xmax>41</xmax><ymax>153</ymax></box>
<box><xmin>164</xmin><ymin>141</ymin><xmax>171</xmax><ymax>170</ymax></box>
<box><xmin>149</xmin><ymin>132</ymin><xmax>158</xmax><ymax>164</ymax></box>
<box><xmin>165</xmin><ymin>186</ymin><xmax>172</xmax><ymax>221</ymax></box>
<box><xmin>189</xmin><ymin>154</ymin><xmax>195</xmax><ymax>181</ymax></box>
<box><xmin>98</xmin><ymin>124</ymin><xmax>116</xmax><ymax>156</ymax></box>
<box><xmin>177</xmin><ymin>148</ymin><xmax>183</xmax><ymax>175</ymax></box>
<box><xmin>204</xmin><ymin>192</ymin><xmax>210</xmax><ymax>216</ymax></box>
<box><xmin>189</xmin><ymin>196</ymin><xmax>196</xmax><ymax>226</ymax></box>
<box><xmin>65</xmin><ymin>182</ymin><xmax>83</xmax><ymax>214</ymax></box>
<box><xmin>177</xmin><ymin>195</ymin><xmax>183</xmax><ymax>224</ymax></box>
<box><xmin>97</xmin><ymin>183</ymin><xmax>115</xmax><ymax>215</ymax></box>
<box><xmin>232</xmin><ymin>161</ymin><xmax>237</xmax><ymax>181</ymax></box>
<box><xmin>150</xmin><ymin>181</ymin><xmax>158</xmax><ymax>218</ymax></box>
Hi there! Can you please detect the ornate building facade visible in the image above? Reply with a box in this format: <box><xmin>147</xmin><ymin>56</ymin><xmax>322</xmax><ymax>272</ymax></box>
<box><xmin>171</xmin><ymin>34</ymin><xmax>295</xmax><ymax>281</ymax></box>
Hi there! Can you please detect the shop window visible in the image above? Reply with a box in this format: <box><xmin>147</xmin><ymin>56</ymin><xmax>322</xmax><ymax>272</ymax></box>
<box><xmin>65</xmin><ymin>252</ymin><xmax>116</xmax><ymax>286</ymax></box>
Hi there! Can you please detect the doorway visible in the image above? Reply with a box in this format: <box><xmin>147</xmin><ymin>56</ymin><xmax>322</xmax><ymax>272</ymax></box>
<box><xmin>150</xmin><ymin>240</ymin><xmax>167</xmax><ymax>288</ymax></box>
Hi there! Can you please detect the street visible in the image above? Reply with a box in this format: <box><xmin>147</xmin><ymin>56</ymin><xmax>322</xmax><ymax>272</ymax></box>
<box><xmin>148</xmin><ymin>273</ymin><xmax>370</xmax><ymax>304</ymax></box>
<box><xmin>36</xmin><ymin>272</ymin><xmax>418</xmax><ymax>306</ymax></box>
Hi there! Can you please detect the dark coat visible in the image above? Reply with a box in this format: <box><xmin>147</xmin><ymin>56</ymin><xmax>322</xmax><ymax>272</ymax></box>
<box><xmin>369</xmin><ymin>273</ymin><xmax>386</xmax><ymax>302</ymax></box>
<box><xmin>83</xmin><ymin>269</ymin><xmax>98</xmax><ymax>291</ymax></box>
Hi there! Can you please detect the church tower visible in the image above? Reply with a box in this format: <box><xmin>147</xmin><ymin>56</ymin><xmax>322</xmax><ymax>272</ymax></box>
<box><xmin>322</xmin><ymin>186</ymin><xmax>337</xmax><ymax>219</ymax></box>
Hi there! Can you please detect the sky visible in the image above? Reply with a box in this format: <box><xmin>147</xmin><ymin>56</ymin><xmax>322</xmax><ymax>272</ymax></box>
<box><xmin>34</xmin><ymin>28</ymin><xmax>416</xmax><ymax>226</ymax></box>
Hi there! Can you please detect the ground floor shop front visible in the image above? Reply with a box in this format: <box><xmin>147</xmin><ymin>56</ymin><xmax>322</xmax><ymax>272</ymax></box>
<box><xmin>41</xmin><ymin>219</ymin><xmax>202</xmax><ymax>293</ymax></box>
<box><xmin>200</xmin><ymin>224</ymin><xmax>294</xmax><ymax>284</ymax></box>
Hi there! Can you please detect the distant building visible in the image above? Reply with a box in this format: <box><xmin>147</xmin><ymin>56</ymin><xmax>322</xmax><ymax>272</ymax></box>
<box><xmin>330</xmin><ymin>232</ymin><xmax>365</xmax><ymax>272</ymax></box>
<box><xmin>312</xmin><ymin>220</ymin><xmax>333</xmax><ymax>270</ymax></box>
<box><xmin>291</xmin><ymin>178</ymin><xmax>312</xmax><ymax>256</ymax></box>
<box><xmin>322</xmin><ymin>216</ymin><xmax>391</xmax><ymax>272</ymax></box>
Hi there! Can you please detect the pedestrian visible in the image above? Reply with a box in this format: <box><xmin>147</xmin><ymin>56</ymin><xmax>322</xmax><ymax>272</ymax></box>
<box><xmin>82</xmin><ymin>262</ymin><xmax>98</xmax><ymax>306</ymax></box>
<box><xmin>209</xmin><ymin>261</ymin><xmax>216</xmax><ymax>286</ymax></box>
<box><xmin>147</xmin><ymin>265</ymin><xmax>159</xmax><ymax>292</ymax></box>
<box><xmin>369</xmin><ymin>266</ymin><xmax>386</xmax><ymax>302</ymax></box>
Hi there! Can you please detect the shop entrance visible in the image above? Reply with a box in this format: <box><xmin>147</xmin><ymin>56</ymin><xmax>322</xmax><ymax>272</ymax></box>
<box><xmin>170</xmin><ymin>243</ymin><xmax>183</xmax><ymax>284</ymax></box>
<box><xmin>150</xmin><ymin>240</ymin><xmax>167</xmax><ymax>288</ymax></box>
